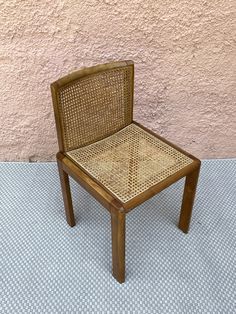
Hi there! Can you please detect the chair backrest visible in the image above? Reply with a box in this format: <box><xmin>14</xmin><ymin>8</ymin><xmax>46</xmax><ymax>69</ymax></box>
<box><xmin>51</xmin><ymin>60</ymin><xmax>134</xmax><ymax>152</ymax></box>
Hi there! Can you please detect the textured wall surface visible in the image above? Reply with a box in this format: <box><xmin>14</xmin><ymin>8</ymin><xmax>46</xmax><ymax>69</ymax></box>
<box><xmin>0</xmin><ymin>0</ymin><xmax>235</xmax><ymax>161</ymax></box>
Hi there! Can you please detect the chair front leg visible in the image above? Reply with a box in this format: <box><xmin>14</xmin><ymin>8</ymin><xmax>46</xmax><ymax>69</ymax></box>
<box><xmin>57</xmin><ymin>159</ymin><xmax>75</xmax><ymax>227</ymax></box>
<box><xmin>111</xmin><ymin>207</ymin><xmax>126</xmax><ymax>283</ymax></box>
<box><xmin>179</xmin><ymin>163</ymin><xmax>201</xmax><ymax>233</ymax></box>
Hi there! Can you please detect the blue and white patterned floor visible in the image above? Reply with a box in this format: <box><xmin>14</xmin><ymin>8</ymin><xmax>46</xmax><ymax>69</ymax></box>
<box><xmin>1</xmin><ymin>160</ymin><xmax>236</xmax><ymax>313</ymax></box>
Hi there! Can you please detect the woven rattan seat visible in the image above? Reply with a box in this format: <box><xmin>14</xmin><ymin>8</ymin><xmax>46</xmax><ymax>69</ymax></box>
<box><xmin>51</xmin><ymin>60</ymin><xmax>201</xmax><ymax>283</ymax></box>
<box><xmin>67</xmin><ymin>123</ymin><xmax>193</xmax><ymax>203</ymax></box>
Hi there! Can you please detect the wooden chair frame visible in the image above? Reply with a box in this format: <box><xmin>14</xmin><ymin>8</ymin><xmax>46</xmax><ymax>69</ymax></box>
<box><xmin>51</xmin><ymin>61</ymin><xmax>201</xmax><ymax>283</ymax></box>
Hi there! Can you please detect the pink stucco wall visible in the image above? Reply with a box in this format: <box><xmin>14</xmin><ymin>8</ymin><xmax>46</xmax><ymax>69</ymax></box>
<box><xmin>0</xmin><ymin>0</ymin><xmax>235</xmax><ymax>161</ymax></box>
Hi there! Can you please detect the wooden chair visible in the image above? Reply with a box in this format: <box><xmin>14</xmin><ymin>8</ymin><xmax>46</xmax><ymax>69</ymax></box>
<box><xmin>50</xmin><ymin>60</ymin><xmax>201</xmax><ymax>283</ymax></box>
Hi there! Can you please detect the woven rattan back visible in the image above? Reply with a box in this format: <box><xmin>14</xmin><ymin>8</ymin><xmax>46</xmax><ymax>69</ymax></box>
<box><xmin>51</xmin><ymin>61</ymin><xmax>134</xmax><ymax>152</ymax></box>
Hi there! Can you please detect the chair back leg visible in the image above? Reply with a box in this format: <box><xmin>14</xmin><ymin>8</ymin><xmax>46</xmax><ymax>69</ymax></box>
<box><xmin>179</xmin><ymin>164</ymin><xmax>201</xmax><ymax>233</ymax></box>
<box><xmin>57</xmin><ymin>160</ymin><xmax>75</xmax><ymax>227</ymax></box>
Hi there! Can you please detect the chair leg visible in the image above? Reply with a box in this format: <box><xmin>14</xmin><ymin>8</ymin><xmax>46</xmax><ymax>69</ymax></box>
<box><xmin>111</xmin><ymin>208</ymin><xmax>126</xmax><ymax>283</ymax></box>
<box><xmin>178</xmin><ymin>164</ymin><xmax>201</xmax><ymax>233</ymax></box>
<box><xmin>57</xmin><ymin>160</ymin><xmax>75</xmax><ymax>227</ymax></box>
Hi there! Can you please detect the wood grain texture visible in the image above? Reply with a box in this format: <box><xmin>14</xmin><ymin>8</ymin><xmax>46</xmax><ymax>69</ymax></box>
<box><xmin>57</xmin><ymin>158</ymin><xmax>75</xmax><ymax>227</ymax></box>
<box><xmin>52</xmin><ymin>61</ymin><xmax>202</xmax><ymax>283</ymax></box>
<box><xmin>111</xmin><ymin>207</ymin><xmax>126</xmax><ymax>284</ymax></box>
<box><xmin>178</xmin><ymin>164</ymin><xmax>201</xmax><ymax>233</ymax></box>
<box><xmin>57</xmin><ymin>152</ymin><xmax>123</xmax><ymax>213</ymax></box>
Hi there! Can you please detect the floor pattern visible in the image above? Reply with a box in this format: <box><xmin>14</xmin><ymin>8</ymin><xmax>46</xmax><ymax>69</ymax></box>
<box><xmin>1</xmin><ymin>160</ymin><xmax>236</xmax><ymax>313</ymax></box>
